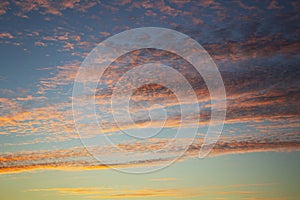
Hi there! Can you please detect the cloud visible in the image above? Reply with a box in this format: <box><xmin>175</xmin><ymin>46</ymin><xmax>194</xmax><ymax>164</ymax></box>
<box><xmin>128</xmin><ymin>0</ymin><xmax>184</xmax><ymax>17</ymax></box>
<box><xmin>267</xmin><ymin>0</ymin><xmax>283</xmax><ymax>9</ymax></box>
<box><xmin>0</xmin><ymin>44</ymin><xmax>299</xmax><ymax>149</ymax></box>
<box><xmin>34</xmin><ymin>41</ymin><xmax>47</xmax><ymax>47</ymax></box>
<box><xmin>206</xmin><ymin>38</ymin><xmax>300</xmax><ymax>63</ymax></box>
<box><xmin>63</xmin><ymin>42</ymin><xmax>75</xmax><ymax>51</ymax></box>
<box><xmin>99</xmin><ymin>32</ymin><xmax>110</xmax><ymax>37</ymax></box>
<box><xmin>25</xmin><ymin>183</ymin><xmax>275</xmax><ymax>199</ymax></box>
<box><xmin>198</xmin><ymin>0</ymin><xmax>215</xmax><ymax>7</ymax></box>
<box><xmin>12</xmin><ymin>0</ymin><xmax>97</xmax><ymax>16</ymax></box>
<box><xmin>0</xmin><ymin>138</ymin><xmax>299</xmax><ymax>174</ymax></box>
<box><xmin>0</xmin><ymin>0</ymin><xmax>9</xmax><ymax>15</ymax></box>
<box><xmin>1</xmin><ymin>0</ymin><xmax>300</xmax><ymax>176</ymax></box>
<box><xmin>0</xmin><ymin>89</ymin><xmax>15</xmax><ymax>96</ymax></box>
<box><xmin>150</xmin><ymin>177</ymin><xmax>180</xmax><ymax>181</ymax></box>
<box><xmin>0</xmin><ymin>32</ymin><xmax>14</xmax><ymax>39</ymax></box>
<box><xmin>37</xmin><ymin>61</ymin><xmax>80</xmax><ymax>94</ymax></box>
<box><xmin>26</xmin><ymin>187</ymin><xmax>203</xmax><ymax>198</ymax></box>
<box><xmin>235</xmin><ymin>1</ymin><xmax>257</xmax><ymax>10</ymax></box>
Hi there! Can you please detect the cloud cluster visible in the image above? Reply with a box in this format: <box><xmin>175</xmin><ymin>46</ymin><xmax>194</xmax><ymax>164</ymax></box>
<box><xmin>0</xmin><ymin>0</ymin><xmax>299</xmax><ymax>174</ymax></box>
<box><xmin>11</xmin><ymin>0</ymin><xmax>95</xmax><ymax>16</ymax></box>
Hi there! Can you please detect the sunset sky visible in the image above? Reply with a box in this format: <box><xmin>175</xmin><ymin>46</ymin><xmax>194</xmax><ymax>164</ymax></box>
<box><xmin>1</xmin><ymin>0</ymin><xmax>300</xmax><ymax>199</ymax></box>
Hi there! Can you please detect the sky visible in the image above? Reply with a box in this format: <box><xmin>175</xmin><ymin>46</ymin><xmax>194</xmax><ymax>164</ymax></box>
<box><xmin>0</xmin><ymin>0</ymin><xmax>300</xmax><ymax>199</ymax></box>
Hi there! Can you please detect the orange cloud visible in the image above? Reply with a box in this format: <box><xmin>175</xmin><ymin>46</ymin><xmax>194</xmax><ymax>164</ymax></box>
<box><xmin>0</xmin><ymin>139</ymin><xmax>299</xmax><ymax>174</ymax></box>
<box><xmin>26</xmin><ymin>187</ymin><xmax>202</xmax><ymax>198</ymax></box>
<box><xmin>34</xmin><ymin>41</ymin><xmax>47</xmax><ymax>47</ymax></box>
<box><xmin>0</xmin><ymin>0</ymin><xmax>9</xmax><ymax>15</ymax></box>
<box><xmin>25</xmin><ymin>183</ymin><xmax>275</xmax><ymax>199</ymax></box>
<box><xmin>0</xmin><ymin>32</ymin><xmax>14</xmax><ymax>39</ymax></box>
<box><xmin>12</xmin><ymin>0</ymin><xmax>97</xmax><ymax>16</ymax></box>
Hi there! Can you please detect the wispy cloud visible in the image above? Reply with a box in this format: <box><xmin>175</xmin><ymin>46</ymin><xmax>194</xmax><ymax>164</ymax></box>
<box><xmin>0</xmin><ymin>138</ymin><xmax>299</xmax><ymax>174</ymax></box>
<box><xmin>26</xmin><ymin>187</ymin><xmax>202</xmax><ymax>198</ymax></box>
<box><xmin>25</xmin><ymin>183</ymin><xmax>275</xmax><ymax>199</ymax></box>
<box><xmin>150</xmin><ymin>177</ymin><xmax>180</xmax><ymax>181</ymax></box>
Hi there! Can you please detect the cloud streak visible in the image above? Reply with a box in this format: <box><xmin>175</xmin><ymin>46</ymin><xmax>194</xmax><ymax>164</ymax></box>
<box><xmin>25</xmin><ymin>183</ymin><xmax>275</xmax><ymax>199</ymax></box>
<box><xmin>0</xmin><ymin>138</ymin><xmax>299</xmax><ymax>174</ymax></box>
